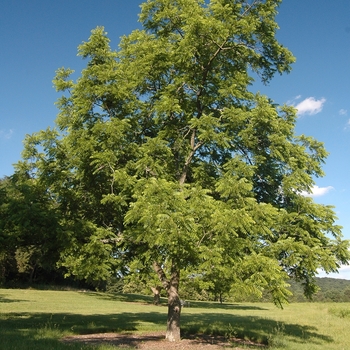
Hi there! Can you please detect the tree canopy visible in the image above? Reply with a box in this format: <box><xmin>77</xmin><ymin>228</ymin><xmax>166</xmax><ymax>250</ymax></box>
<box><xmin>8</xmin><ymin>0</ymin><xmax>350</xmax><ymax>341</ymax></box>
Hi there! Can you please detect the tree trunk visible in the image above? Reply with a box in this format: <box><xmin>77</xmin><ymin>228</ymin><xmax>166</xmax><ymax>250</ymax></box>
<box><xmin>153</xmin><ymin>261</ymin><xmax>182</xmax><ymax>342</ymax></box>
<box><xmin>29</xmin><ymin>263</ymin><xmax>37</xmax><ymax>285</ymax></box>
<box><xmin>151</xmin><ymin>286</ymin><xmax>161</xmax><ymax>305</ymax></box>
<box><xmin>166</xmin><ymin>280</ymin><xmax>181</xmax><ymax>341</ymax></box>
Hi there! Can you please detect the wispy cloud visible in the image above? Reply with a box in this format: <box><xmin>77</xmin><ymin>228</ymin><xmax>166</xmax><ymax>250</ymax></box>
<box><xmin>295</xmin><ymin>97</ymin><xmax>326</xmax><ymax>116</ymax></box>
<box><xmin>339</xmin><ymin>109</ymin><xmax>348</xmax><ymax>116</ymax></box>
<box><xmin>0</xmin><ymin>129</ymin><xmax>14</xmax><ymax>140</ymax></box>
<box><xmin>301</xmin><ymin>185</ymin><xmax>334</xmax><ymax>198</ymax></box>
<box><xmin>286</xmin><ymin>95</ymin><xmax>301</xmax><ymax>105</ymax></box>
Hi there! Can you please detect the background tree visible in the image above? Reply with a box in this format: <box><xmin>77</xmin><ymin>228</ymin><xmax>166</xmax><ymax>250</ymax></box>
<box><xmin>18</xmin><ymin>0</ymin><xmax>349</xmax><ymax>341</ymax></box>
<box><xmin>0</xmin><ymin>173</ymin><xmax>62</xmax><ymax>285</ymax></box>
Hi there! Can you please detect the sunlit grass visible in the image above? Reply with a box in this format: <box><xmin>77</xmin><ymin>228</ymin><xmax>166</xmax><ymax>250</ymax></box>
<box><xmin>1</xmin><ymin>288</ymin><xmax>350</xmax><ymax>349</ymax></box>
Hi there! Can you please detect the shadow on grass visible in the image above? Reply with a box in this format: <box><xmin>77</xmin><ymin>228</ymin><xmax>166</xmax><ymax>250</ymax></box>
<box><xmin>181</xmin><ymin>313</ymin><xmax>332</xmax><ymax>345</ymax></box>
<box><xmin>0</xmin><ymin>309</ymin><xmax>333</xmax><ymax>349</ymax></box>
<box><xmin>183</xmin><ymin>300</ymin><xmax>268</xmax><ymax>311</ymax></box>
<box><xmin>90</xmin><ymin>292</ymin><xmax>268</xmax><ymax>311</ymax></box>
<box><xmin>0</xmin><ymin>294</ymin><xmax>31</xmax><ymax>303</ymax></box>
<box><xmin>87</xmin><ymin>291</ymin><xmax>157</xmax><ymax>305</ymax></box>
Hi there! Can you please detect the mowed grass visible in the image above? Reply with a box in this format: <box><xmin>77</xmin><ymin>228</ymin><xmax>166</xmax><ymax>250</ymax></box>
<box><xmin>0</xmin><ymin>288</ymin><xmax>350</xmax><ymax>350</ymax></box>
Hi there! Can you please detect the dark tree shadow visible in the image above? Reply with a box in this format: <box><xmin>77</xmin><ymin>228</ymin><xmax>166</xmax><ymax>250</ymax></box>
<box><xmin>0</xmin><ymin>294</ymin><xmax>31</xmax><ymax>303</ymax></box>
<box><xmin>0</xmin><ymin>309</ymin><xmax>333</xmax><ymax>349</ymax></box>
<box><xmin>180</xmin><ymin>312</ymin><xmax>332</xmax><ymax>345</ymax></box>
<box><xmin>85</xmin><ymin>291</ymin><xmax>157</xmax><ymax>305</ymax></box>
<box><xmin>88</xmin><ymin>292</ymin><xmax>268</xmax><ymax>310</ymax></box>
<box><xmin>184</xmin><ymin>301</ymin><xmax>269</xmax><ymax>311</ymax></box>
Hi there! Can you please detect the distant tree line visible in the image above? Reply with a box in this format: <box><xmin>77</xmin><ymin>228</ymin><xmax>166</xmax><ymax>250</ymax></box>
<box><xmin>109</xmin><ymin>275</ymin><xmax>350</xmax><ymax>304</ymax></box>
<box><xmin>288</xmin><ymin>277</ymin><xmax>350</xmax><ymax>303</ymax></box>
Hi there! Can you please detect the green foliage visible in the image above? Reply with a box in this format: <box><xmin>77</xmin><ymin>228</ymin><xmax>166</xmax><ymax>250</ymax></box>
<box><xmin>8</xmin><ymin>0</ymin><xmax>350</xmax><ymax>310</ymax></box>
<box><xmin>0</xmin><ymin>175</ymin><xmax>63</xmax><ymax>284</ymax></box>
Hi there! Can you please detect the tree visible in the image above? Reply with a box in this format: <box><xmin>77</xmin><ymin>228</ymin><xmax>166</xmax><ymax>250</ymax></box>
<box><xmin>19</xmin><ymin>0</ymin><xmax>349</xmax><ymax>341</ymax></box>
<box><xmin>0</xmin><ymin>174</ymin><xmax>62</xmax><ymax>284</ymax></box>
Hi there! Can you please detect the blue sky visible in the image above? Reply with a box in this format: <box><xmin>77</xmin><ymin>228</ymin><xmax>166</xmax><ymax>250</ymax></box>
<box><xmin>1</xmin><ymin>1</ymin><xmax>350</xmax><ymax>279</ymax></box>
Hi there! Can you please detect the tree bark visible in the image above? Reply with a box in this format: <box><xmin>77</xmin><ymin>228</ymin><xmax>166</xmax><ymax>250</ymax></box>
<box><xmin>150</xmin><ymin>286</ymin><xmax>161</xmax><ymax>305</ymax></box>
<box><xmin>153</xmin><ymin>261</ymin><xmax>182</xmax><ymax>342</ymax></box>
<box><xmin>166</xmin><ymin>275</ymin><xmax>181</xmax><ymax>341</ymax></box>
<box><xmin>29</xmin><ymin>263</ymin><xmax>37</xmax><ymax>285</ymax></box>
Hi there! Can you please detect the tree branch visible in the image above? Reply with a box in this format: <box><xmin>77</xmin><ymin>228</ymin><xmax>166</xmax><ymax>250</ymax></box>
<box><xmin>153</xmin><ymin>262</ymin><xmax>169</xmax><ymax>290</ymax></box>
<box><xmin>179</xmin><ymin>131</ymin><xmax>203</xmax><ymax>185</ymax></box>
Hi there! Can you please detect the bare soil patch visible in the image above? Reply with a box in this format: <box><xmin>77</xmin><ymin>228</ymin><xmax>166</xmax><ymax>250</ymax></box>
<box><xmin>62</xmin><ymin>331</ymin><xmax>266</xmax><ymax>349</ymax></box>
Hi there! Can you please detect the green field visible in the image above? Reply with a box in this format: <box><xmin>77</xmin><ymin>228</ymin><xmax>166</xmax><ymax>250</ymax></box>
<box><xmin>0</xmin><ymin>288</ymin><xmax>349</xmax><ymax>349</ymax></box>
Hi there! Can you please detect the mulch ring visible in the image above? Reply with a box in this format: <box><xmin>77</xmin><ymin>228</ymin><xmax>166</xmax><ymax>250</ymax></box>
<box><xmin>62</xmin><ymin>331</ymin><xmax>267</xmax><ymax>349</ymax></box>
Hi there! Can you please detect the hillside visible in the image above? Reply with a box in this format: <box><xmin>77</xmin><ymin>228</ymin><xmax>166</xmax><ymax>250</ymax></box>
<box><xmin>289</xmin><ymin>277</ymin><xmax>350</xmax><ymax>302</ymax></box>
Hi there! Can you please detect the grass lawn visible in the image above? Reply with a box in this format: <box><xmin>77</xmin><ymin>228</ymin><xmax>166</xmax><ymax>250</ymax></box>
<box><xmin>0</xmin><ymin>288</ymin><xmax>350</xmax><ymax>349</ymax></box>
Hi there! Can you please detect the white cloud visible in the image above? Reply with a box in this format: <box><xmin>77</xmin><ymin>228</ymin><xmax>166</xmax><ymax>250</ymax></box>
<box><xmin>318</xmin><ymin>264</ymin><xmax>350</xmax><ymax>280</ymax></box>
<box><xmin>301</xmin><ymin>185</ymin><xmax>334</xmax><ymax>198</ymax></box>
<box><xmin>295</xmin><ymin>97</ymin><xmax>326</xmax><ymax>116</ymax></box>
<box><xmin>0</xmin><ymin>129</ymin><xmax>14</xmax><ymax>140</ymax></box>
<box><xmin>339</xmin><ymin>109</ymin><xmax>348</xmax><ymax>116</ymax></box>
